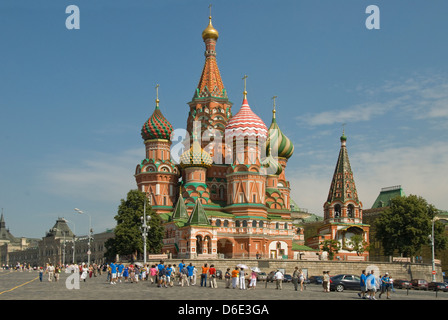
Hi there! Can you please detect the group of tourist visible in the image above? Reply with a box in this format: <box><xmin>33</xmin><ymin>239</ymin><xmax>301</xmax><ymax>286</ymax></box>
<box><xmin>359</xmin><ymin>269</ymin><xmax>394</xmax><ymax>300</ymax></box>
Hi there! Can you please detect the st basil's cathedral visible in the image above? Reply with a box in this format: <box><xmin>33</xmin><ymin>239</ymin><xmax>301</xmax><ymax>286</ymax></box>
<box><xmin>134</xmin><ymin>13</ymin><xmax>370</xmax><ymax>261</ymax></box>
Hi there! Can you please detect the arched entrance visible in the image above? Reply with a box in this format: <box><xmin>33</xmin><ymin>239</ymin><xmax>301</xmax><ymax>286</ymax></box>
<box><xmin>217</xmin><ymin>238</ymin><xmax>234</xmax><ymax>258</ymax></box>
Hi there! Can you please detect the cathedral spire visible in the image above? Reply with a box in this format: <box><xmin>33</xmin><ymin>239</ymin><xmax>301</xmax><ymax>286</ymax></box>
<box><xmin>326</xmin><ymin>130</ymin><xmax>360</xmax><ymax>205</ymax></box>
<box><xmin>195</xmin><ymin>10</ymin><xmax>226</xmax><ymax>99</ymax></box>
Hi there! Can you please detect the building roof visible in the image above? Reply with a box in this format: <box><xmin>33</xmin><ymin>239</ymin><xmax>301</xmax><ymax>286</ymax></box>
<box><xmin>371</xmin><ymin>185</ymin><xmax>405</xmax><ymax>208</ymax></box>
<box><xmin>326</xmin><ymin>132</ymin><xmax>360</xmax><ymax>205</ymax></box>
<box><xmin>141</xmin><ymin>103</ymin><xmax>173</xmax><ymax>141</ymax></box>
<box><xmin>186</xmin><ymin>200</ymin><xmax>211</xmax><ymax>226</ymax></box>
<box><xmin>171</xmin><ymin>194</ymin><xmax>189</xmax><ymax>220</ymax></box>
<box><xmin>195</xmin><ymin>16</ymin><xmax>227</xmax><ymax>99</ymax></box>
<box><xmin>266</xmin><ymin>105</ymin><xmax>294</xmax><ymax>160</ymax></box>
<box><xmin>0</xmin><ymin>213</ymin><xmax>17</xmax><ymax>243</ymax></box>
<box><xmin>225</xmin><ymin>95</ymin><xmax>268</xmax><ymax>141</ymax></box>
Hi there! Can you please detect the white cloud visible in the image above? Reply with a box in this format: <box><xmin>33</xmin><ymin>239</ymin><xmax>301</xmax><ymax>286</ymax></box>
<box><xmin>42</xmin><ymin>147</ymin><xmax>142</xmax><ymax>202</ymax></box>
<box><xmin>296</xmin><ymin>73</ymin><xmax>448</xmax><ymax>127</ymax></box>
<box><xmin>289</xmin><ymin>141</ymin><xmax>448</xmax><ymax>215</ymax></box>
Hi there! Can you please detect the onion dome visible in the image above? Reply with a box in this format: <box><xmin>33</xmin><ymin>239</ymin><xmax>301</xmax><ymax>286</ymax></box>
<box><xmin>179</xmin><ymin>138</ymin><xmax>213</xmax><ymax>168</ymax></box>
<box><xmin>262</xmin><ymin>149</ymin><xmax>283</xmax><ymax>176</ymax></box>
<box><xmin>266</xmin><ymin>102</ymin><xmax>294</xmax><ymax>159</ymax></box>
<box><xmin>202</xmin><ymin>16</ymin><xmax>219</xmax><ymax>41</ymax></box>
<box><xmin>225</xmin><ymin>95</ymin><xmax>268</xmax><ymax>141</ymax></box>
<box><xmin>141</xmin><ymin>91</ymin><xmax>173</xmax><ymax>141</ymax></box>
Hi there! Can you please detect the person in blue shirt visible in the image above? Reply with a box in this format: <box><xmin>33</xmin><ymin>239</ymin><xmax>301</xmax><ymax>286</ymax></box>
<box><xmin>358</xmin><ymin>270</ymin><xmax>367</xmax><ymax>299</ymax></box>
<box><xmin>186</xmin><ymin>263</ymin><xmax>195</xmax><ymax>285</ymax></box>
<box><xmin>117</xmin><ymin>263</ymin><xmax>124</xmax><ymax>283</ymax></box>
<box><xmin>166</xmin><ymin>264</ymin><xmax>173</xmax><ymax>287</ymax></box>
<box><xmin>110</xmin><ymin>262</ymin><xmax>117</xmax><ymax>284</ymax></box>
<box><xmin>379</xmin><ymin>272</ymin><xmax>391</xmax><ymax>299</ymax></box>
<box><xmin>158</xmin><ymin>265</ymin><xmax>167</xmax><ymax>288</ymax></box>
<box><xmin>178</xmin><ymin>260</ymin><xmax>185</xmax><ymax>285</ymax></box>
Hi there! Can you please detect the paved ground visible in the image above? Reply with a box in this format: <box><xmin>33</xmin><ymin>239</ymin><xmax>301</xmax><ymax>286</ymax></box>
<box><xmin>1</xmin><ymin>268</ymin><xmax>447</xmax><ymax>301</ymax></box>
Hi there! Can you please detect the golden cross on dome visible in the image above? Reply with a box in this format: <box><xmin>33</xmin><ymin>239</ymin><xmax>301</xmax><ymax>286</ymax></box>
<box><xmin>208</xmin><ymin>4</ymin><xmax>212</xmax><ymax>18</ymax></box>
<box><xmin>272</xmin><ymin>95</ymin><xmax>277</xmax><ymax>117</ymax></box>
<box><xmin>242</xmin><ymin>74</ymin><xmax>248</xmax><ymax>98</ymax></box>
<box><xmin>155</xmin><ymin>84</ymin><xmax>160</xmax><ymax>107</ymax></box>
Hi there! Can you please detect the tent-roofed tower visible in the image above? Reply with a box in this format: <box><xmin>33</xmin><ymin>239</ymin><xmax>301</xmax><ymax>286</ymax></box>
<box><xmin>323</xmin><ymin>129</ymin><xmax>363</xmax><ymax>224</ymax></box>
<box><xmin>186</xmin><ymin>10</ymin><xmax>233</xmax><ymax>161</ymax></box>
<box><xmin>306</xmin><ymin>129</ymin><xmax>370</xmax><ymax>261</ymax></box>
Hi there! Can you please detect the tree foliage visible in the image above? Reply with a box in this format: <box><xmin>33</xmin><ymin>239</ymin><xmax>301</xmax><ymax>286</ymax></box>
<box><xmin>346</xmin><ymin>234</ymin><xmax>369</xmax><ymax>256</ymax></box>
<box><xmin>375</xmin><ymin>194</ymin><xmax>447</xmax><ymax>257</ymax></box>
<box><xmin>105</xmin><ymin>190</ymin><xmax>164</xmax><ymax>261</ymax></box>
<box><xmin>321</xmin><ymin>239</ymin><xmax>341</xmax><ymax>260</ymax></box>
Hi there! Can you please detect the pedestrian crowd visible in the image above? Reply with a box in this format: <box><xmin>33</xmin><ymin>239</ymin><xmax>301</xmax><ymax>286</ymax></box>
<box><xmin>358</xmin><ymin>269</ymin><xmax>395</xmax><ymax>300</ymax></box>
<box><xmin>4</xmin><ymin>260</ymin><xmax>398</xmax><ymax>300</ymax></box>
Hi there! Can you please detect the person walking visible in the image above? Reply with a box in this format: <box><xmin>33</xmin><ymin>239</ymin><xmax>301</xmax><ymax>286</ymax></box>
<box><xmin>292</xmin><ymin>267</ymin><xmax>300</xmax><ymax>291</ymax></box>
<box><xmin>366</xmin><ymin>270</ymin><xmax>377</xmax><ymax>300</ymax></box>
<box><xmin>322</xmin><ymin>271</ymin><xmax>330</xmax><ymax>292</ymax></box>
<box><xmin>186</xmin><ymin>263</ymin><xmax>195</xmax><ymax>285</ymax></box>
<box><xmin>209</xmin><ymin>264</ymin><xmax>217</xmax><ymax>288</ymax></box>
<box><xmin>358</xmin><ymin>270</ymin><xmax>367</xmax><ymax>299</ymax></box>
<box><xmin>239</xmin><ymin>267</ymin><xmax>246</xmax><ymax>290</ymax></box>
<box><xmin>225</xmin><ymin>268</ymin><xmax>231</xmax><ymax>288</ymax></box>
<box><xmin>192</xmin><ymin>265</ymin><xmax>198</xmax><ymax>285</ymax></box>
<box><xmin>200</xmin><ymin>263</ymin><xmax>209</xmax><ymax>287</ymax></box>
<box><xmin>299</xmin><ymin>269</ymin><xmax>306</xmax><ymax>291</ymax></box>
<box><xmin>47</xmin><ymin>263</ymin><xmax>55</xmax><ymax>282</ymax></box>
<box><xmin>379</xmin><ymin>272</ymin><xmax>391</xmax><ymax>299</ymax></box>
<box><xmin>231</xmin><ymin>267</ymin><xmax>239</xmax><ymax>289</ymax></box>
<box><xmin>249</xmin><ymin>269</ymin><xmax>257</xmax><ymax>289</ymax></box>
<box><xmin>110</xmin><ymin>262</ymin><xmax>117</xmax><ymax>284</ymax></box>
<box><xmin>178</xmin><ymin>260</ymin><xmax>186</xmax><ymax>285</ymax></box>
<box><xmin>274</xmin><ymin>269</ymin><xmax>283</xmax><ymax>290</ymax></box>
<box><xmin>181</xmin><ymin>266</ymin><xmax>189</xmax><ymax>287</ymax></box>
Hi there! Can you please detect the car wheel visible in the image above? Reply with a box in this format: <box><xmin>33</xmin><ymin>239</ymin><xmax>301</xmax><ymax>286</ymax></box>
<box><xmin>336</xmin><ymin>284</ymin><xmax>344</xmax><ymax>292</ymax></box>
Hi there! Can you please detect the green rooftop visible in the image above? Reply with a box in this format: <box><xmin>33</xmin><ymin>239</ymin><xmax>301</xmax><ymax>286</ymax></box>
<box><xmin>371</xmin><ymin>185</ymin><xmax>405</xmax><ymax>208</ymax></box>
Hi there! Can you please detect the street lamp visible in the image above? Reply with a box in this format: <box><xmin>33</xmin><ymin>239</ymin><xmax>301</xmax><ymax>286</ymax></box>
<box><xmin>74</xmin><ymin>208</ymin><xmax>93</xmax><ymax>266</ymax></box>
<box><xmin>429</xmin><ymin>218</ymin><xmax>436</xmax><ymax>282</ymax></box>
<box><xmin>141</xmin><ymin>197</ymin><xmax>151</xmax><ymax>264</ymax></box>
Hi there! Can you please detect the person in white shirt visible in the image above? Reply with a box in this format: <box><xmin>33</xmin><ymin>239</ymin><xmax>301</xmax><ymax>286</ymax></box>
<box><xmin>274</xmin><ymin>270</ymin><xmax>284</xmax><ymax>290</ymax></box>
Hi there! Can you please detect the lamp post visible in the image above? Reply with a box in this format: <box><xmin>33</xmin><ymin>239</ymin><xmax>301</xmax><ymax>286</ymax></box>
<box><xmin>141</xmin><ymin>197</ymin><xmax>151</xmax><ymax>264</ymax></box>
<box><xmin>430</xmin><ymin>218</ymin><xmax>436</xmax><ymax>282</ymax></box>
<box><xmin>74</xmin><ymin>208</ymin><xmax>93</xmax><ymax>266</ymax></box>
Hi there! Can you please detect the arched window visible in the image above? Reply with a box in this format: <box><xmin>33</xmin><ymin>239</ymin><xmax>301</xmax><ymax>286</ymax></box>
<box><xmin>242</xmin><ymin>220</ymin><xmax>247</xmax><ymax>227</ymax></box>
<box><xmin>347</xmin><ymin>204</ymin><xmax>355</xmax><ymax>218</ymax></box>
<box><xmin>334</xmin><ymin>204</ymin><xmax>341</xmax><ymax>218</ymax></box>
<box><xmin>216</xmin><ymin>219</ymin><xmax>221</xmax><ymax>227</ymax></box>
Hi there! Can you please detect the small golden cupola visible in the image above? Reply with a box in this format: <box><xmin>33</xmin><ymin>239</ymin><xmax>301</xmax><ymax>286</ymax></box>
<box><xmin>202</xmin><ymin>15</ymin><xmax>219</xmax><ymax>41</ymax></box>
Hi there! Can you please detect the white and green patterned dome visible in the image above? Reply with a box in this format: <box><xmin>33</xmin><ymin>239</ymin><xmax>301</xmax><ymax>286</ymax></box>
<box><xmin>179</xmin><ymin>139</ymin><xmax>213</xmax><ymax>168</ymax></box>
<box><xmin>266</xmin><ymin>108</ymin><xmax>294</xmax><ymax>160</ymax></box>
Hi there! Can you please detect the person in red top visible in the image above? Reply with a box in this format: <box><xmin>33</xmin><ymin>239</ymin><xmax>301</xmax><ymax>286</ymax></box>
<box><xmin>209</xmin><ymin>264</ymin><xmax>217</xmax><ymax>288</ymax></box>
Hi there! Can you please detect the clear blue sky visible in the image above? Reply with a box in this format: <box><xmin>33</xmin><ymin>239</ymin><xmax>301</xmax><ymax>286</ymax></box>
<box><xmin>1</xmin><ymin>0</ymin><xmax>447</xmax><ymax>238</ymax></box>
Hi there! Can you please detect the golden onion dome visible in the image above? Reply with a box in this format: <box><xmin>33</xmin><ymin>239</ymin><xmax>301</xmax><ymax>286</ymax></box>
<box><xmin>202</xmin><ymin>16</ymin><xmax>219</xmax><ymax>41</ymax></box>
<box><xmin>179</xmin><ymin>139</ymin><xmax>213</xmax><ymax>168</ymax></box>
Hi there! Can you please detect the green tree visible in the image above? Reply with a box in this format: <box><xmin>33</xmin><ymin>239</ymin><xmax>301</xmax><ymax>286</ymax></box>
<box><xmin>346</xmin><ymin>234</ymin><xmax>369</xmax><ymax>256</ymax></box>
<box><xmin>375</xmin><ymin>194</ymin><xmax>447</xmax><ymax>257</ymax></box>
<box><xmin>321</xmin><ymin>239</ymin><xmax>341</xmax><ymax>260</ymax></box>
<box><xmin>105</xmin><ymin>190</ymin><xmax>164</xmax><ymax>261</ymax></box>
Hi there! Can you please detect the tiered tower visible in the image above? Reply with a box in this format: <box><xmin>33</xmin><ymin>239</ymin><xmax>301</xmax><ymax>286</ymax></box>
<box><xmin>307</xmin><ymin>130</ymin><xmax>370</xmax><ymax>260</ymax></box>
<box><xmin>134</xmin><ymin>86</ymin><xmax>180</xmax><ymax>214</ymax></box>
